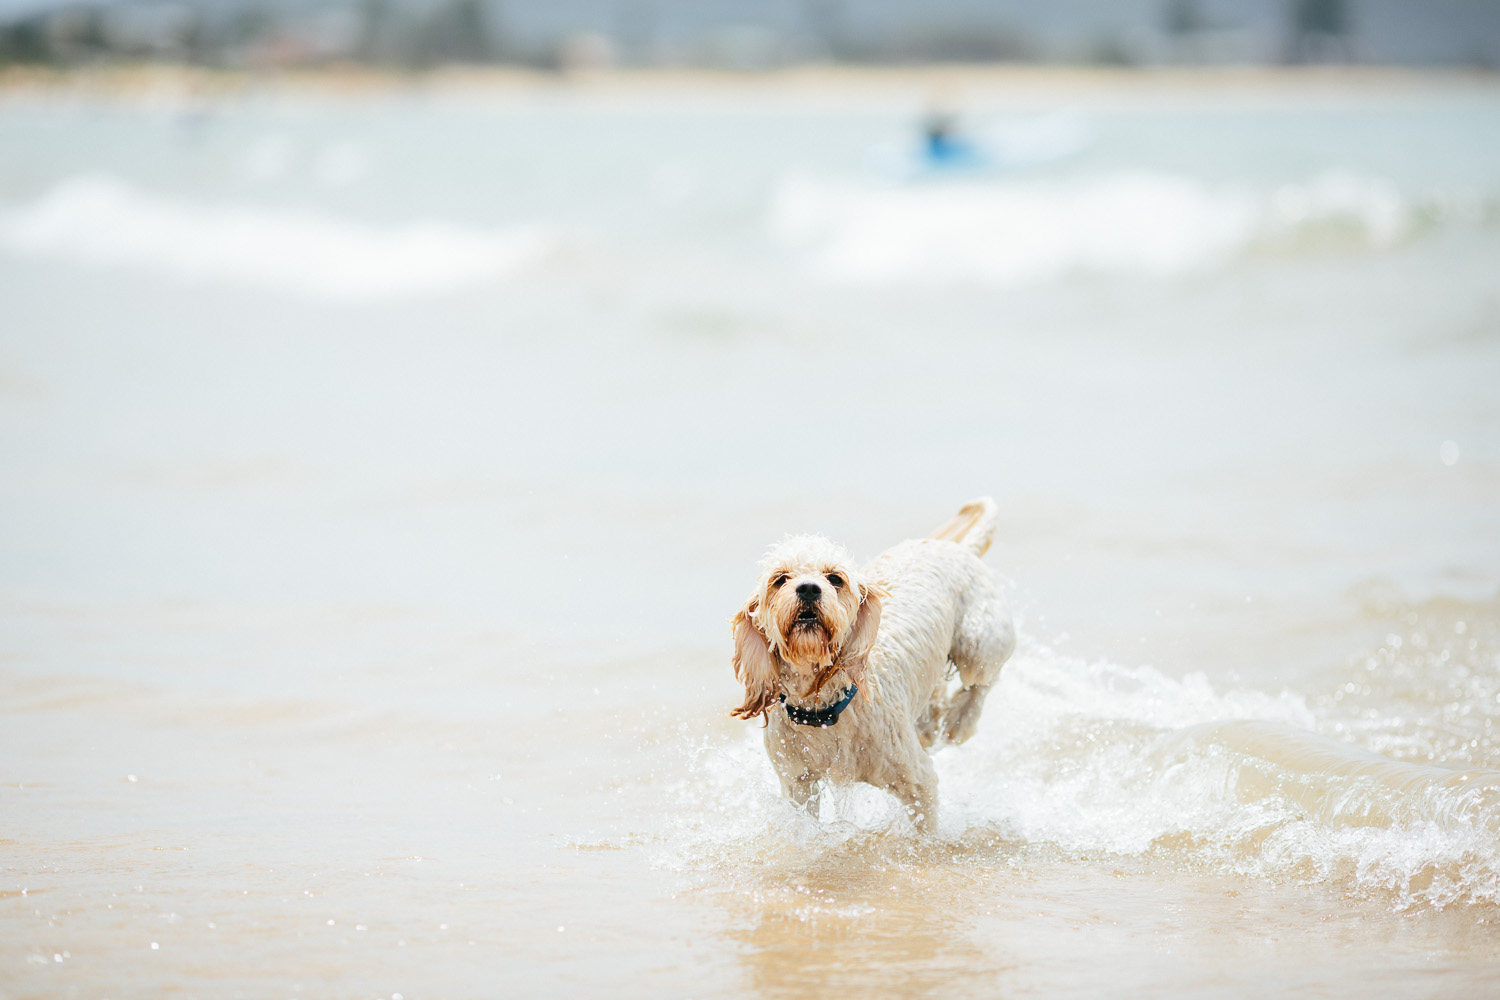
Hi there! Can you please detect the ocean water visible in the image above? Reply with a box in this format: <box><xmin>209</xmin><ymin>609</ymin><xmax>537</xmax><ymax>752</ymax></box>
<box><xmin>2</xmin><ymin>72</ymin><xmax>1499</xmax><ymax>997</ymax></box>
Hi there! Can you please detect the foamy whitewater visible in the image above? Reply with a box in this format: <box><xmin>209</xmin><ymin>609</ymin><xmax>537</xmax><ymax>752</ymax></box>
<box><xmin>769</xmin><ymin>168</ymin><xmax>1419</xmax><ymax>284</ymax></box>
<box><xmin>0</xmin><ymin>174</ymin><xmax>562</xmax><ymax>299</ymax></box>
<box><xmin>2</xmin><ymin>77</ymin><xmax>1499</xmax><ymax>998</ymax></box>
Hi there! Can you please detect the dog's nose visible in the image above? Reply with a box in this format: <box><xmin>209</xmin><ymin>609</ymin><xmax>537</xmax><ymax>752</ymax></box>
<box><xmin>795</xmin><ymin>581</ymin><xmax>821</xmax><ymax>602</ymax></box>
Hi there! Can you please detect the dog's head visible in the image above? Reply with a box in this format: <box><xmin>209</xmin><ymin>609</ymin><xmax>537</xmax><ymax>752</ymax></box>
<box><xmin>730</xmin><ymin>534</ymin><xmax>884</xmax><ymax>723</ymax></box>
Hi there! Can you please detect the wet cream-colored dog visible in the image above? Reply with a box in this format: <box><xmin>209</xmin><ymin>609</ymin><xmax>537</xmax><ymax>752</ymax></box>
<box><xmin>730</xmin><ymin>498</ymin><xmax>1014</xmax><ymax>832</ymax></box>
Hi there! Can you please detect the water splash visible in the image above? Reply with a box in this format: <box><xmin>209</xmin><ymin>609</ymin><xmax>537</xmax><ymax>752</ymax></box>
<box><xmin>658</xmin><ymin>627</ymin><xmax>1500</xmax><ymax>910</ymax></box>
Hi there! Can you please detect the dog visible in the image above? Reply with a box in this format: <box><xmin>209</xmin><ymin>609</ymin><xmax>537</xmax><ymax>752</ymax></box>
<box><xmin>730</xmin><ymin>498</ymin><xmax>1015</xmax><ymax>832</ymax></box>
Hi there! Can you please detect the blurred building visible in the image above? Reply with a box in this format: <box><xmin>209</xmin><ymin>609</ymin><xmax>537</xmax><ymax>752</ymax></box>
<box><xmin>1</xmin><ymin>0</ymin><xmax>1496</xmax><ymax>69</ymax></box>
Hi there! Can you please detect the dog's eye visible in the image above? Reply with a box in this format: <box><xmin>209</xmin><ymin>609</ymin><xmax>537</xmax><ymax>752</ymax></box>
<box><xmin>827</xmin><ymin>574</ymin><xmax>844</xmax><ymax>589</ymax></box>
<box><xmin>771</xmin><ymin>574</ymin><xmax>788</xmax><ymax>589</ymax></box>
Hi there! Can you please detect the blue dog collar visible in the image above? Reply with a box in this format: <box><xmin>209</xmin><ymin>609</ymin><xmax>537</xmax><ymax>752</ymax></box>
<box><xmin>780</xmin><ymin>683</ymin><xmax>858</xmax><ymax>728</ymax></box>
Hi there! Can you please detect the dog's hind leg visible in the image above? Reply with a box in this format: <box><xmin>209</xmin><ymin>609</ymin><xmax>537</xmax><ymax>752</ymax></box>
<box><xmin>942</xmin><ymin>597</ymin><xmax>1015</xmax><ymax>745</ymax></box>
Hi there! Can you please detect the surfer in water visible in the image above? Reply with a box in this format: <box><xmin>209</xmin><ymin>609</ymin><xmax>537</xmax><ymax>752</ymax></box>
<box><xmin>921</xmin><ymin>101</ymin><xmax>981</xmax><ymax>167</ymax></box>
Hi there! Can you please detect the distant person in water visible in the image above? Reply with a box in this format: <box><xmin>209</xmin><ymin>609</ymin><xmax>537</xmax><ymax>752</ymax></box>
<box><xmin>923</xmin><ymin>107</ymin><xmax>958</xmax><ymax>160</ymax></box>
<box><xmin>922</xmin><ymin>105</ymin><xmax>978</xmax><ymax>165</ymax></box>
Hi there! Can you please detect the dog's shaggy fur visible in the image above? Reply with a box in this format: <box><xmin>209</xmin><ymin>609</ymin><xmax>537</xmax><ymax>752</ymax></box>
<box><xmin>730</xmin><ymin>498</ymin><xmax>1015</xmax><ymax>832</ymax></box>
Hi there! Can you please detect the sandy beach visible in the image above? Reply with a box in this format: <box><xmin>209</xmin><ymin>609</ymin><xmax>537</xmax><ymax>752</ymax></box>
<box><xmin>4</xmin><ymin>60</ymin><xmax>1497</xmax><ymax>102</ymax></box>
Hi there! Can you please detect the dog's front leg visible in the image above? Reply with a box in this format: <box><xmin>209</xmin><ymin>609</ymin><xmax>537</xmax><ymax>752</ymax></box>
<box><xmin>778</xmin><ymin>770</ymin><xmax>822</xmax><ymax>819</ymax></box>
<box><xmin>766</xmin><ymin>726</ymin><xmax>823</xmax><ymax>819</ymax></box>
<box><xmin>872</xmin><ymin>736</ymin><xmax>939</xmax><ymax>833</ymax></box>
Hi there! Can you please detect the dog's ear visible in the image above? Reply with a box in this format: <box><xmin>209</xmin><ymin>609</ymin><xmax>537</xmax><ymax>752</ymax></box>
<box><xmin>839</xmin><ymin>581</ymin><xmax>885</xmax><ymax>687</ymax></box>
<box><xmin>730</xmin><ymin>597</ymin><xmax>780</xmax><ymax>724</ymax></box>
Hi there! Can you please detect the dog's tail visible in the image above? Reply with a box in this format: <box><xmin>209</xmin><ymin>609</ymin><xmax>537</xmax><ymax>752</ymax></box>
<box><xmin>928</xmin><ymin>497</ymin><xmax>1000</xmax><ymax>557</ymax></box>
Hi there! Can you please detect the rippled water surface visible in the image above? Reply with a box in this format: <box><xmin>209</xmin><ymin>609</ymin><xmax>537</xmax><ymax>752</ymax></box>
<box><xmin>2</xmin><ymin>73</ymin><xmax>1499</xmax><ymax>997</ymax></box>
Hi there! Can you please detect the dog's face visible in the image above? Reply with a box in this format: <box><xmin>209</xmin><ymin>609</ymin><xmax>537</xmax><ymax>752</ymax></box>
<box><xmin>758</xmin><ymin>544</ymin><xmax>861</xmax><ymax>673</ymax></box>
<box><xmin>730</xmin><ymin>535</ymin><xmax>883</xmax><ymax>722</ymax></box>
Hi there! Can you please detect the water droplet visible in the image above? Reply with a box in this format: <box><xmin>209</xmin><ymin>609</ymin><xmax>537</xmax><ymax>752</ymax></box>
<box><xmin>127</xmin><ymin>775</ymin><xmax>138</xmax><ymax>783</ymax></box>
<box><xmin>150</xmin><ymin>942</ymin><xmax>159</xmax><ymax>950</ymax></box>
<box><xmin>1440</xmin><ymin>440</ymin><xmax>1461</xmax><ymax>466</ymax></box>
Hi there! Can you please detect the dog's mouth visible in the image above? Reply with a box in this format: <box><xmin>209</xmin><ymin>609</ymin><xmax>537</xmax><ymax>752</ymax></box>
<box><xmin>793</xmin><ymin>607</ymin><xmax>822</xmax><ymax>629</ymax></box>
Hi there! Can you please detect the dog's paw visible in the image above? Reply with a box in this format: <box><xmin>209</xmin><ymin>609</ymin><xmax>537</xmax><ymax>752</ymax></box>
<box><xmin>942</xmin><ymin>684</ymin><xmax>991</xmax><ymax>745</ymax></box>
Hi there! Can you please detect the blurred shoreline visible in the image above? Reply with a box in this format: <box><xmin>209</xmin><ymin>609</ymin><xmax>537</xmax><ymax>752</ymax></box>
<box><xmin>3</xmin><ymin>61</ymin><xmax>1498</xmax><ymax>106</ymax></box>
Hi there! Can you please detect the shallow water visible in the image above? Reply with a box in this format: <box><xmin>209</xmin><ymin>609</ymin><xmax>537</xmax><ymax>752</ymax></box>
<box><xmin>2</xmin><ymin>74</ymin><xmax>1500</xmax><ymax>996</ymax></box>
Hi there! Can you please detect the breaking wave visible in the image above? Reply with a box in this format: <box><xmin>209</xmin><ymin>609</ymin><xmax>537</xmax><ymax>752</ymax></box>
<box><xmin>769</xmin><ymin>169</ymin><xmax>1466</xmax><ymax>286</ymax></box>
<box><xmin>0</xmin><ymin>174</ymin><xmax>562</xmax><ymax>301</ymax></box>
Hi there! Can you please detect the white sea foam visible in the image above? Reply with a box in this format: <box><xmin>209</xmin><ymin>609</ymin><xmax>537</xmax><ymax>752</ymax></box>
<box><xmin>0</xmin><ymin>174</ymin><xmax>561</xmax><ymax>301</ymax></box>
<box><xmin>664</xmin><ymin>641</ymin><xmax>1500</xmax><ymax>909</ymax></box>
<box><xmin>769</xmin><ymin>170</ymin><xmax>1421</xmax><ymax>286</ymax></box>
